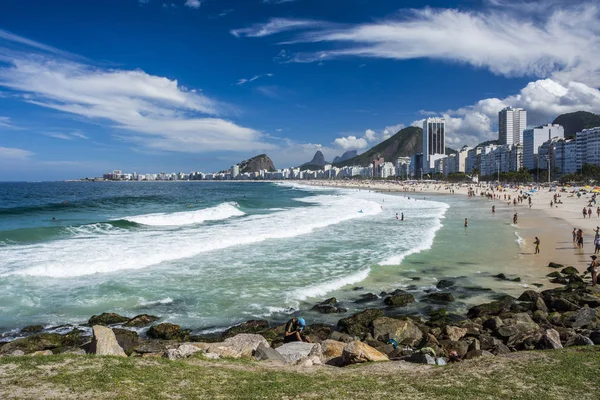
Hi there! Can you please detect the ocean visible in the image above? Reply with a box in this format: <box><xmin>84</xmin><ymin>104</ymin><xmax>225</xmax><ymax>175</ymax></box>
<box><xmin>0</xmin><ymin>181</ymin><xmax>534</xmax><ymax>339</ymax></box>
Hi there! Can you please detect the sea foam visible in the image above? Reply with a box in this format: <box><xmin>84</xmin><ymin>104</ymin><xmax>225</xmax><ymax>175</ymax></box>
<box><xmin>123</xmin><ymin>202</ymin><xmax>244</xmax><ymax>226</ymax></box>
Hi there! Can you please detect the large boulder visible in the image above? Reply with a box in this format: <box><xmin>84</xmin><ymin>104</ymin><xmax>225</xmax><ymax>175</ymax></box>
<box><xmin>0</xmin><ymin>332</ymin><xmax>84</xmax><ymax>355</ymax></box>
<box><xmin>384</xmin><ymin>294</ymin><xmax>415</xmax><ymax>308</ymax></box>
<box><xmin>518</xmin><ymin>290</ymin><xmax>541</xmax><ymax>303</ymax></box>
<box><xmin>222</xmin><ymin>334</ymin><xmax>269</xmax><ymax>359</ymax></box>
<box><xmin>337</xmin><ymin>309</ymin><xmax>384</xmax><ymax>337</ymax></box>
<box><xmin>538</xmin><ymin>329</ymin><xmax>563</xmax><ymax>349</ymax></box>
<box><xmin>569</xmin><ymin>307</ymin><xmax>600</xmax><ymax>329</ymax></box>
<box><xmin>164</xmin><ymin>343</ymin><xmax>203</xmax><ymax>360</ymax></box>
<box><xmin>341</xmin><ymin>340</ymin><xmax>389</xmax><ymax>365</ymax></box>
<box><xmin>89</xmin><ymin>325</ymin><xmax>126</xmax><ymax>357</ymax></box>
<box><xmin>147</xmin><ymin>323</ymin><xmax>190</xmax><ymax>341</ymax></box>
<box><xmin>442</xmin><ymin>326</ymin><xmax>468</xmax><ymax>342</ymax></box>
<box><xmin>561</xmin><ymin>266</ymin><xmax>580</xmax><ymax>276</ymax></box>
<box><xmin>371</xmin><ymin>317</ymin><xmax>423</xmax><ymax>346</ymax></box>
<box><xmin>254</xmin><ymin>343</ymin><xmax>285</xmax><ymax>362</ymax></box>
<box><xmin>467</xmin><ymin>297</ymin><xmax>516</xmax><ymax>319</ymax></box>
<box><xmin>223</xmin><ymin>320</ymin><xmax>269</xmax><ymax>337</ymax></box>
<box><xmin>20</xmin><ymin>325</ymin><xmax>44</xmax><ymax>334</ymax></box>
<box><xmin>321</xmin><ymin>340</ymin><xmax>346</xmax><ymax>366</ymax></box>
<box><xmin>112</xmin><ymin>328</ymin><xmax>139</xmax><ymax>356</ymax></box>
<box><xmin>88</xmin><ymin>313</ymin><xmax>129</xmax><ymax>326</ymax></box>
<box><xmin>123</xmin><ymin>314</ymin><xmax>159</xmax><ymax>328</ymax></box>
<box><xmin>439</xmin><ymin>340</ymin><xmax>469</xmax><ymax>358</ymax></box>
<box><xmin>549</xmin><ymin>298</ymin><xmax>581</xmax><ymax>312</ymax></box>
<box><xmin>548</xmin><ymin>262</ymin><xmax>564</xmax><ymax>269</ymax></box>
<box><xmin>275</xmin><ymin>342</ymin><xmax>320</xmax><ymax>364</ymax></box>
<box><xmin>565</xmin><ymin>334</ymin><xmax>594</xmax><ymax>347</ymax></box>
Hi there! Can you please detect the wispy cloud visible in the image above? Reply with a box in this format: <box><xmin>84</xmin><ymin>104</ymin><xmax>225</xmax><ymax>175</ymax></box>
<box><xmin>218</xmin><ymin>9</ymin><xmax>234</xmax><ymax>17</ymax></box>
<box><xmin>0</xmin><ymin>29</ymin><xmax>275</xmax><ymax>154</ymax></box>
<box><xmin>262</xmin><ymin>0</ymin><xmax>297</xmax><ymax>4</ymax></box>
<box><xmin>0</xmin><ymin>146</ymin><xmax>34</xmax><ymax>159</ymax></box>
<box><xmin>235</xmin><ymin>73</ymin><xmax>273</xmax><ymax>85</ymax></box>
<box><xmin>231</xmin><ymin>18</ymin><xmax>324</xmax><ymax>38</ymax></box>
<box><xmin>184</xmin><ymin>0</ymin><xmax>202</xmax><ymax>9</ymax></box>
<box><xmin>41</xmin><ymin>130</ymin><xmax>88</xmax><ymax>140</ymax></box>
<box><xmin>233</xmin><ymin>3</ymin><xmax>600</xmax><ymax>86</ymax></box>
<box><xmin>0</xmin><ymin>116</ymin><xmax>15</xmax><ymax>128</ymax></box>
<box><xmin>254</xmin><ymin>85</ymin><xmax>282</xmax><ymax>99</ymax></box>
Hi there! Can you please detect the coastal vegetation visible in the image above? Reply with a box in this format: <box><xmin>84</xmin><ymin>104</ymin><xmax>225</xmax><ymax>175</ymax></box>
<box><xmin>1</xmin><ymin>347</ymin><xmax>600</xmax><ymax>399</ymax></box>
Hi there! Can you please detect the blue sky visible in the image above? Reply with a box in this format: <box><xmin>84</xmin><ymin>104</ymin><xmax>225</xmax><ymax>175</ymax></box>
<box><xmin>0</xmin><ymin>0</ymin><xmax>599</xmax><ymax>180</ymax></box>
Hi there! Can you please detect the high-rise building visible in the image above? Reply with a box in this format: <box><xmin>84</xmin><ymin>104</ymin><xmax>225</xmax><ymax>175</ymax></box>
<box><xmin>576</xmin><ymin>127</ymin><xmax>600</xmax><ymax>171</ymax></box>
<box><xmin>422</xmin><ymin>117</ymin><xmax>445</xmax><ymax>172</ymax></box>
<box><xmin>522</xmin><ymin>124</ymin><xmax>564</xmax><ymax>170</ymax></box>
<box><xmin>499</xmin><ymin>107</ymin><xmax>527</xmax><ymax>146</ymax></box>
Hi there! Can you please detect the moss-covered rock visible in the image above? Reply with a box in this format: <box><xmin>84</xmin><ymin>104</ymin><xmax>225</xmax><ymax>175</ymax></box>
<box><xmin>0</xmin><ymin>331</ymin><xmax>85</xmax><ymax>355</ymax></box>
<box><xmin>20</xmin><ymin>325</ymin><xmax>44</xmax><ymax>334</ymax></box>
<box><xmin>123</xmin><ymin>314</ymin><xmax>159</xmax><ymax>328</ymax></box>
<box><xmin>112</xmin><ymin>328</ymin><xmax>139</xmax><ymax>356</ymax></box>
<box><xmin>427</xmin><ymin>292</ymin><xmax>455</xmax><ymax>303</ymax></box>
<box><xmin>561</xmin><ymin>266</ymin><xmax>580</xmax><ymax>276</ymax></box>
<box><xmin>548</xmin><ymin>262</ymin><xmax>564</xmax><ymax>269</ymax></box>
<box><xmin>146</xmin><ymin>323</ymin><xmax>190</xmax><ymax>341</ymax></box>
<box><xmin>223</xmin><ymin>320</ymin><xmax>269</xmax><ymax>337</ymax></box>
<box><xmin>384</xmin><ymin>294</ymin><xmax>415</xmax><ymax>308</ymax></box>
<box><xmin>337</xmin><ymin>309</ymin><xmax>384</xmax><ymax>337</ymax></box>
<box><xmin>88</xmin><ymin>313</ymin><xmax>129</xmax><ymax>326</ymax></box>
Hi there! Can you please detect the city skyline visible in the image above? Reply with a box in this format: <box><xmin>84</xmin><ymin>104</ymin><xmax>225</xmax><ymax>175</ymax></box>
<box><xmin>1</xmin><ymin>0</ymin><xmax>600</xmax><ymax>181</ymax></box>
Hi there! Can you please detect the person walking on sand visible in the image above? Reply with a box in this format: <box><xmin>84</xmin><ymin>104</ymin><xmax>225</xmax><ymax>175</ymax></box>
<box><xmin>578</xmin><ymin>229</ymin><xmax>584</xmax><ymax>249</ymax></box>
<box><xmin>594</xmin><ymin>236</ymin><xmax>600</xmax><ymax>254</ymax></box>
<box><xmin>534</xmin><ymin>237</ymin><xmax>540</xmax><ymax>254</ymax></box>
<box><xmin>589</xmin><ymin>208</ymin><xmax>593</xmax><ymax>218</ymax></box>
<box><xmin>583</xmin><ymin>207</ymin><xmax>588</xmax><ymax>219</ymax></box>
<box><xmin>590</xmin><ymin>256</ymin><xmax>599</xmax><ymax>286</ymax></box>
<box><xmin>597</xmin><ymin>207</ymin><xmax>600</xmax><ymax>218</ymax></box>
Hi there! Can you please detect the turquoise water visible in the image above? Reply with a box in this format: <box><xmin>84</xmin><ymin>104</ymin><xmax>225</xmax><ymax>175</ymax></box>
<box><xmin>0</xmin><ymin>182</ymin><xmax>532</xmax><ymax>338</ymax></box>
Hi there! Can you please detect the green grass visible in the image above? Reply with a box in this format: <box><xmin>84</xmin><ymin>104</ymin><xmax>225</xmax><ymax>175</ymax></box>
<box><xmin>1</xmin><ymin>347</ymin><xmax>600</xmax><ymax>399</ymax></box>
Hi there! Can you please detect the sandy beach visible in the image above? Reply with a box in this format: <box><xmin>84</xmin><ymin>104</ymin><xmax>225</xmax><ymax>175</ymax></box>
<box><xmin>300</xmin><ymin>179</ymin><xmax>600</xmax><ymax>280</ymax></box>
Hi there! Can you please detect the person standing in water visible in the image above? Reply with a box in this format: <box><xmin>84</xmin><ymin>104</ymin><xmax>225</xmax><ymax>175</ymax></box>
<box><xmin>396</xmin><ymin>213</ymin><xmax>399</xmax><ymax>220</ymax></box>
<box><xmin>492</xmin><ymin>205</ymin><xmax>495</xmax><ymax>213</ymax></box>
<box><xmin>513</xmin><ymin>213</ymin><xmax>518</xmax><ymax>225</ymax></box>
<box><xmin>533</xmin><ymin>237</ymin><xmax>540</xmax><ymax>254</ymax></box>
<box><xmin>464</xmin><ymin>218</ymin><xmax>468</xmax><ymax>228</ymax></box>
<box><xmin>401</xmin><ymin>213</ymin><xmax>404</xmax><ymax>221</ymax></box>
<box><xmin>573</xmin><ymin>228</ymin><xmax>578</xmax><ymax>244</ymax></box>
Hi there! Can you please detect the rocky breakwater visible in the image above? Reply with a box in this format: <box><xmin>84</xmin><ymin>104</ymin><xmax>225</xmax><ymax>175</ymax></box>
<box><xmin>2</xmin><ymin>262</ymin><xmax>600</xmax><ymax>368</ymax></box>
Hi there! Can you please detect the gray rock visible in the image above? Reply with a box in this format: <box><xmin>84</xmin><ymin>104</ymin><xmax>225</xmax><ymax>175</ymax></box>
<box><xmin>436</xmin><ymin>358</ymin><xmax>447</xmax><ymax>365</ymax></box>
<box><xmin>30</xmin><ymin>350</ymin><xmax>53</xmax><ymax>356</ymax></box>
<box><xmin>203</xmin><ymin>352</ymin><xmax>220</xmax><ymax>359</ymax></box>
<box><xmin>89</xmin><ymin>325</ymin><xmax>126</xmax><ymax>357</ymax></box>
<box><xmin>9</xmin><ymin>350</ymin><xmax>25</xmax><ymax>357</ymax></box>
<box><xmin>541</xmin><ymin>329</ymin><xmax>563</xmax><ymax>349</ymax></box>
<box><xmin>275</xmin><ymin>342</ymin><xmax>319</xmax><ymax>364</ymax></box>
<box><xmin>371</xmin><ymin>317</ymin><xmax>423</xmax><ymax>346</ymax></box>
<box><xmin>565</xmin><ymin>334</ymin><xmax>594</xmax><ymax>347</ymax></box>
<box><xmin>572</xmin><ymin>307</ymin><xmax>600</xmax><ymax>329</ymax></box>
<box><xmin>407</xmin><ymin>353</ymin><xmax>436</xmax><ymax>364</ymax></box>
<box><xmin>329</xmin><ymin>331</ymin><xmax>353</xmax><ymax>343</ymax></box>
<box><xmin>483</xmin><ymin>316</ymin><xmax>504</xmax><ymax>331</ymax></box>
<box><xmin>178</xmin><ymin>343</ymin><xmax>202</xmax><ymax>358</ymax></box>
<box><xmin>254</xmin><ymin>343</ymin><xmax>286</xmax><ymax>362</ymax></box>
<box><xmin>222</xmin><ymin>334</ymin><xmax>269</xmax><ymax>359</ymax></box>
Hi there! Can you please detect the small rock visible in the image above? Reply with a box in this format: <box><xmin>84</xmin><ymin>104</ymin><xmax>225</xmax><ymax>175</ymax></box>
<box><xmin>436</xmin><ymin>280</ymin><xmax>455</xmax><ymax>289</ymax></box>
<box><xmin>355</xmin><ymin>293</ymin><xmax>379</xmax><ymax>303</ymax></box>
<box><xmin>548</xmin><ymin>262</ymin><xmax>564</xmax><ymax>269</ymax></box>
<box><xmin>123</xmin><ymin>314</ymin><xmax>159</xmax><ymax>328</ymax></box>
<box><xmin>224</xmin><ymin>320</ymin><xmax>269</xmax><ymax>337</ymax></box>
<box><xmin>407</xmin><ymin>352</ymin><xmax>436</xmax><ymax>364</ymax></box>
<box><xmin>147</xmin><ymin>323</ymin><xmax>190</xmax><ymax>341</ymax></box>
<box><xmin>384</xmin><ymin>294</ymin><xmax>415</xmax><ymax>308</ymax></box>
<box><xmin>427</xmin><ymin>292</ymin><xmax>455</xmax><ymax>303</ymax></box>
<box><xmin>560</xmin><ymin>266</ymin><xmax>580</xmax><ymax>276</ymax></box>
<box><xmin>442</xmin><ymin>326</ymin><xmax>468</xmax><ymax>342</ymax></box>
<box><xmin>203</xmin><ymin>352</ymin><xmax>220</xmax><ymax>359</ymax></box>
<box><xmin>178</xmin><ymin>343</ymin><xmax>202</xmax><ymax>358</ymax></box>
<box><xmin>9</xmin><ymin>350</ymin><xmax>25</xmax><ymax>357</ymax></box>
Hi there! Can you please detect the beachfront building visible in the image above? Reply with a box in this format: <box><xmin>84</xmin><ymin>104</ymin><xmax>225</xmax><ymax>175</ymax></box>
<box><xmin>456</xmin><ymin>146</ymin><xmax>470</xmax><ymax>173</ymax></box>
<box><xmin>231</xmin><ymin>165</ymin><xmax>240</xmax><ymax>178</ymax></box>
<box><xmin>433</xmin><ymin>155</ymin><xmax>448</xmax><ymax>175</ymax></box>
<box><xmin>499</xmin><ymin>107</ymin><xmax>527</xmax><ymax>146</ymax></box>
<box><xmin>422</xmin><ymin>117</ymin><xmax>445</xmax><ymax>173</ymax></box>
<box><xmin>444</xmin><ymin>153</ymin><xmax>457</xmax><ymax>176</ymax></box>
<box><xmin>410</xmin><ymin>153</ymin><xmax>423</xmax><ymax>179</ymax></box>
<box><xmin>395</xmin><ymin>157</ymin><xmax>411</xmax><ymax>180</ymax></box>
<box><xmin>510</xmin><ymin>144</ymin><xmax>524</xmax><ymax>172</ymax></box>
<box><xmin>577</xmin><ymin>127</ymin><xmax>600</xmax><ymax>171</ymax></box>
<box><xmin>466</xmin><ymin>147</ymin><xmax>482</xmax><ymax>175</ymax></box>
<box><xmin>555</xmin><ymin>139</ymin><xmax>577</xmax><ymax>175</ymax></box>
<box><xmin>523</xmin><ymin>124</ymin><xmax>564</xmax><ymax>170</ymax></box>
<box><xmin>379</xmin><ymin>162</ymin><xmax>396</xmax><ymax>178</ymax></box>
<box><xmin>538</xmin><ymin>138</ymin><xmax>561</xmax><ymax>180</ymax></box>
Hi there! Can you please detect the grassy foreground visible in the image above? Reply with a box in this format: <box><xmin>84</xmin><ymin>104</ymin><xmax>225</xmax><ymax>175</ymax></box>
<box><xmin>1</xmin><ymin>347</ymin><xmax>600</xmax><ymax>399</ymax></box>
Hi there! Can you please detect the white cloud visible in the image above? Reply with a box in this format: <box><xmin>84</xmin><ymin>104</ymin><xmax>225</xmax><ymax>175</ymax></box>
<box><xmin>262</xmin><ymin>0</ymin><xmax>297</xmax><ymax>4</ymax></box>
<box><xmin>0</xmin><ymin>146</ymin><xmax>33</xmax><ymax>159</ymax></box>
<box><xmin>236</xmin><ymin>73</ymin><xmax>273</xmax><ymax>85</ymax></box>
<box><xmin>233</xmin><ymin>3</ymin><xmax>600</xmax><ymax>86</ymax></box>
<box><xmin>41</xmin><ymin>131</ymin><xmax>89</xmax><ymax>140</ymax></box>
<box><xmin>0</xmin><ymin>32</ymin><xmax>274</xmax><ymax>154</ymax></box>
<box><xmin>333</xmin><ymin>135</ymin><xmax>369</xmax><ymax>151</ymax></box>
<box><xmin>0</xmin><ymin>116</ymin><xmax>15</xmax><ymax>128</ymax></box>
<box><xmin>333</xmin><ymin>124</ymin><xmax>404</xmax><ymax>152</ymax></box>
<box><xmin>231</xmin><ymin>19</ymin><xmax>323</xmax><ymax>38</ymax></box>
<box><xmin>415</xmin><ymin>78</ymin><xmax>600</xmax><ymax>148</ymax></box>
<box><xmin>184</xmin><ymin>0</ymin><xmax>202</xmax><ymax>9</ymax></box>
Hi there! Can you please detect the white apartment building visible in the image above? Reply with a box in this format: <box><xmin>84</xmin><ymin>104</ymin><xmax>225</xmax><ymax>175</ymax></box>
<box><xmin>577</xmin><ymin>127</ymin><xmax>600</xmax><ymax>171</ymax></box>
<box><xmin>522</xmin><ymin>124</ymin><xmax>564</xmax><ymax>170</ymax></box>
<box><xmin>555</xmin><ymin>139</ymin><xmax>578</xmax><ymax>175</ymax></box>
<box><xmin>466</xmin><ymin>147</ymin><xmax>482</xmax><ymax>174</ymax></box>
<box><xmin>456</xmin><ymin>146</ymin><xmax>470</xmax><ymax>173</ymax></box>
<box><xmin>499</xmin><ymin>107</ymin><xmax>527</xmax><ymax>146</ymax></box>
<box><xmin>395</xmin><ymin>157</ymin><xmax>411</xmax><ymax>179</ymax></box>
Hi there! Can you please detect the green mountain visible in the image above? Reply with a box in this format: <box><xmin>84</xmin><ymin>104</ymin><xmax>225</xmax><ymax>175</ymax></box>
<box><xmin>333</xmin><ymin>126</ymin><xmax>455</xmax><ymax>167</ymax></box>
<box><xmin>552</xmin><ymin>111</ymin><xmax>600</xmax><ymax>137</ymax></box>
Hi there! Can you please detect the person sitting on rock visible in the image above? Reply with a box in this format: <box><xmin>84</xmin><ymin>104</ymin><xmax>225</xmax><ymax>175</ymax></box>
<box><xmin>448</xmin><ymin>350</ymin><xmax>462</xmax><ymax>363</ymax></box>
<box><xmin>283</xmin><ymin>317</ymin><xmax>312</xmax><ymax>343</ymax></box>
